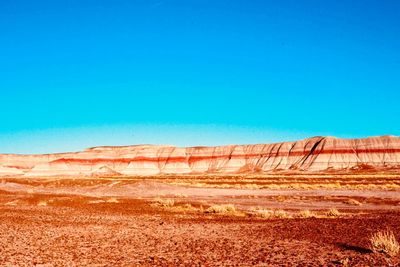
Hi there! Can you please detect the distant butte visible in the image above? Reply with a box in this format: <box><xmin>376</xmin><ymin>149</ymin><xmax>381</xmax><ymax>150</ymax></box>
<box><xmin>0</xmin><ymin>135</ymin><xmax>399</xmax><ymax>177</ymax></box>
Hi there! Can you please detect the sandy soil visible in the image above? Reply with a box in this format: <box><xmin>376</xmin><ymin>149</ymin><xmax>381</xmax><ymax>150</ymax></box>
<box><xmin>0</xmin><ymin>175</ymin><xmax>399</xmax><ymax>266</ymax></box>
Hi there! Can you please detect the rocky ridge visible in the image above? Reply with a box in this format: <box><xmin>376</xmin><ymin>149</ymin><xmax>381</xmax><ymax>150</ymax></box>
<box><xmin>0</xmin><ymin>136</ymin><xmax>399</xmax><ymax>177</ymax></box>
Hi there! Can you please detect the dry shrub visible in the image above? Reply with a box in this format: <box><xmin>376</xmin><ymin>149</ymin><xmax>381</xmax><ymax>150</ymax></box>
<box><xmin>106</xmin><ymin>198</ymin><xmax>119</xmax><ymax>203</ymax></box>
<box><xmin>381</xmin><ymin>183</ymin><xmax>400</xmax><ymax>190</ymax></box>
<box><xmin>370</xmin><ymin>229</ymin><xmax>400</xmax><ymax>257</ymax></box>
<box><xmin>326</xmin><ymin>208</ymin><xmax>340</xmax><ymax>217</ymax></box>
<box><xmin>254</xmin><ymin>209</ymin><xmax>274</xmax><ymax>218</ymax></box>
<box><xmin>154</xmin><ymin>198</ymin><xmax>175</xmax><ymax>207</ymax></box>
<box><xmin>298</xmin><ymin>210</ymin><xmax>314</xmax><ymax>218</ymax></box>
<box><xmin>251</xmin><ymin>209</ymin><xmax>291</xmax><ymax>219</ymax></box>
<box><xmin>172</xmin><ymin>203</ymin><xmax>198</xmax><ymax>212</ymax></box>
<box><xmin>273</xmin><ymin>209</ymin><xmax>291</xmax><ymax>218</ymax></box>
<box><xmin>344</xmin><ymin>198</ymin><xmax>362</xmax><ymax>206</ymax></box>
<box><xmin>205</xmin><ymin>204</ymin><xmax>236</xmax><ymax>214</ymax></box>
<box><xmin>37</xmin><ymin>200</ymin><xmax>47</xmax><ymax>206</ymax></box>
<box><xmin>182</xmin><ymin>203</ymin><xmax>193</xmax><ymax>209</ymax></box>
<box><xmin>338</xmin><ymin>257</ymin><xmax>349</xmax><ymax>266</ymax></box>
<box><xmin>88</xmin><ymin>199</ymin><xmax>105</xmax><ymax>204</ymax></box>
<box><xmin>249</xmin><ymin>206</ymin><xmax>260</xmax><ymax>212</ymax></box>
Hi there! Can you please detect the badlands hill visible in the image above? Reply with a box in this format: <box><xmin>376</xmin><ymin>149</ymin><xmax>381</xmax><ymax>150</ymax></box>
<box><xmin>0</xmin><ymin>136</ymin><xmax>399</xmax><ymax>177</ymax></box>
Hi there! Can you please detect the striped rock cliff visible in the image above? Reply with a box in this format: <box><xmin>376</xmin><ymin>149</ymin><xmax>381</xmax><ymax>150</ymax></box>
<box><xmin>0</xmin><ymin>135</ymin><xmax>399</xmax><ymax>177</ymax></box>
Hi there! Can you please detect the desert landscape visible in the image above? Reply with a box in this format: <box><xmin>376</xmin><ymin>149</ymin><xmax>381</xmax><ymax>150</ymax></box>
<box><xmin>0</xmin><ymin>136</ymin><xmax>399</xmax><ymax>266</ymax></box>
<box><xmin>0</xmin><ymin>0</ymin><xmax>400</xmax><ymax>267</ymax></box>
<box><xmin>2</xmin><ymin>0</ymin><xmax>399</xmax><ymax>265</ymax></box>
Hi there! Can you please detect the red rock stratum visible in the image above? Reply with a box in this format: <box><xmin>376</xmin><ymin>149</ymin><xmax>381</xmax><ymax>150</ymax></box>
<box><xmin>0</xmin><ymin>136</ymin><xmax>399</xmax><ymax>177</ymax></box>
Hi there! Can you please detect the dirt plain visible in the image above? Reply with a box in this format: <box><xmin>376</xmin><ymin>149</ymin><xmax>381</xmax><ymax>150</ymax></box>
<box><xmin>0</xmin><ymin>173</ymin><xmax>399</xmax><ymax>266</ymax></box>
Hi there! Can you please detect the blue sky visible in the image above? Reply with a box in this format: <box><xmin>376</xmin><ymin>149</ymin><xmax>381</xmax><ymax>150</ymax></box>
<box><xmin>0</xmin><ymin>0</ymin><xmax>399</xmax><ymax>154</ymax></box>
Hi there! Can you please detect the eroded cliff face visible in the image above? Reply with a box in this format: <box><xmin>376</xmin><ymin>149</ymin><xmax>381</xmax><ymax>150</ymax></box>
<box><xmin>0</xmin><ymin>136</ymin><xmax>399</xmax><ymax>177</ymax></box>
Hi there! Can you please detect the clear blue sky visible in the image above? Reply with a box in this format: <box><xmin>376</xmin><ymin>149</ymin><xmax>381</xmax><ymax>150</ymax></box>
<box><xmin>1</xmin><ymin>0</ymin><xmax>399</xmax><ymax>154</ymax></box>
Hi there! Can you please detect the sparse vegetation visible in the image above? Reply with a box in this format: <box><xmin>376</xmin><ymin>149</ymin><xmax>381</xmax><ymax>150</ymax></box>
<box><xmin>182</xmin><ymin>203</ymin><xmax>193</xmax><ymax>209</ymax></box>
<box><xmin>153</xmin><ymin>198</ymin><xmax>175</xmax><ymax>207</ymax></box>
<box><xmin>251</xmin><ymin>209</ymin><xmax>291</xmax><ymax>219</ymax></box>
<box><xmin>106</xmin><ymin>198</ymin><xmax>119</xmax><ymax>203</ymax></box>
<box><xmin>166</xmin><ymin>174</ymin><xmax>400</xmax><ymax>190</ymax></box>
<box><xmin>326</xmin><ymin>208</ymin><xmax>340</xmax><ymax>217</ymax></box>
<box><xmin>253</xmin><ymin>209</ymin><xmax>274</xmax><ymax>218</ymax></box>
<box><xmin>1</xmin><ymin>174</ymin><xmax>400</xmax><ymax>265</ymax></box>
<box><xmin>370</xmin><ymin>229</ymin><xmax>400</xmax><ymax>257</ymax></box>
<box><xmin>338</xmin><ymin>257</ymin><xmax>349</xmax><ymax>266</ymax></box>
<box><xmin>273</xmin><ymin>209</ymin><xmax>291</xmax><ymax>218</ymax></box>
<box><xmin>169</xmin><ymin>203</ymin><xmax>199</xmax><ymax>212</ymax></box>
<box><xmin>205</xmin><ymin>204</ymin><xmax>236</xmax><ymax>214</ymax></box>
<box><xmin>298</xmin><ymin>210</ymin><xmax>314</xmax><ymax>218</ymax></box>
<box><xmin>37</xmin><ymin>200</ymin><xmax>47</xmax><ymax>206</ymax></box>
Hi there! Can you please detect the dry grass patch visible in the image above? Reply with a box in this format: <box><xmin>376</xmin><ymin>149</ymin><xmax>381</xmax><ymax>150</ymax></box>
<box><xmin>37</xmin><ymin>200</ymin><xmax>48</xmax><ymax>206</ymax></box>
<box><xmin>337</xmin><ymin>257</ymin><xmax>349</xmax><ymax>266</ymax></box>
<box><xmin>153</xmin><ymin>198</ymin><xmax>175</xmax><ymax>207</ymax></box>
<box><xmin>253</xmin><ymin>209</ymin><xmax>274</xmax><ymax>218</ymax></box>
<box><xmin>205</xmin><ymin>204</ymin><xmax>236</xmax><ymax>214</ymax></box>
<box><xmin>171</xmin><ymin>203</ymin><xmax>199</xmax><ymax>212</ymax></box>
<box><xmin>251</xmin><ymin>209</ymin><xmax>291</xmax><ymax>219</ymax></box>
<box><xmin>370</xmin><ymin>229</ymin><xmax>400</xmax><ymax>257</ymax></box>
<box><xmin>326</xmin><ymin>208</ymin><xmax>340</xmax><ymax>217</ymax></box>
<box><xmin>273</xmin><ymin>209</ymin><xmax>291</xmax><ymax>218</ymax></box>
<box><xmin>298</xmin><ymin>210</ymin><xmax>315</xmax><ymax>218</ymax></box>
<box><xmin>106</xmin><ymin>198</ymin><xmax>119</xmax><ymax>203</ymax></box>
<box><xmin>385</xmin><ymin>183</ymin><xmax>400</xmax><ymax>190</ymax></box>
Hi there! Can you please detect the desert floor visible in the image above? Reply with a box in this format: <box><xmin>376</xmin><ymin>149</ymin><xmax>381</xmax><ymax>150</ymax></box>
<box><xmin>0</xmin><ymin>174</ymin><xmax>399</xmax><ymax>266</ymax></box>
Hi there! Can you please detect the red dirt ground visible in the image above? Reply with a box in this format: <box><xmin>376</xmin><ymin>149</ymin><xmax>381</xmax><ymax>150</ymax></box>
<box><xmin>0</xmin><ymin>176</ymin><xmax>399</xmax><ymax>266</ymax></box>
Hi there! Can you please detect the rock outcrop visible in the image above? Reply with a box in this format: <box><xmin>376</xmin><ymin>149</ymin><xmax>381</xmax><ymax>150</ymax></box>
<box><xmin>0</xmin><ymin>136</ymin><xmax>399</xmax><ymax>177</ymax></box>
